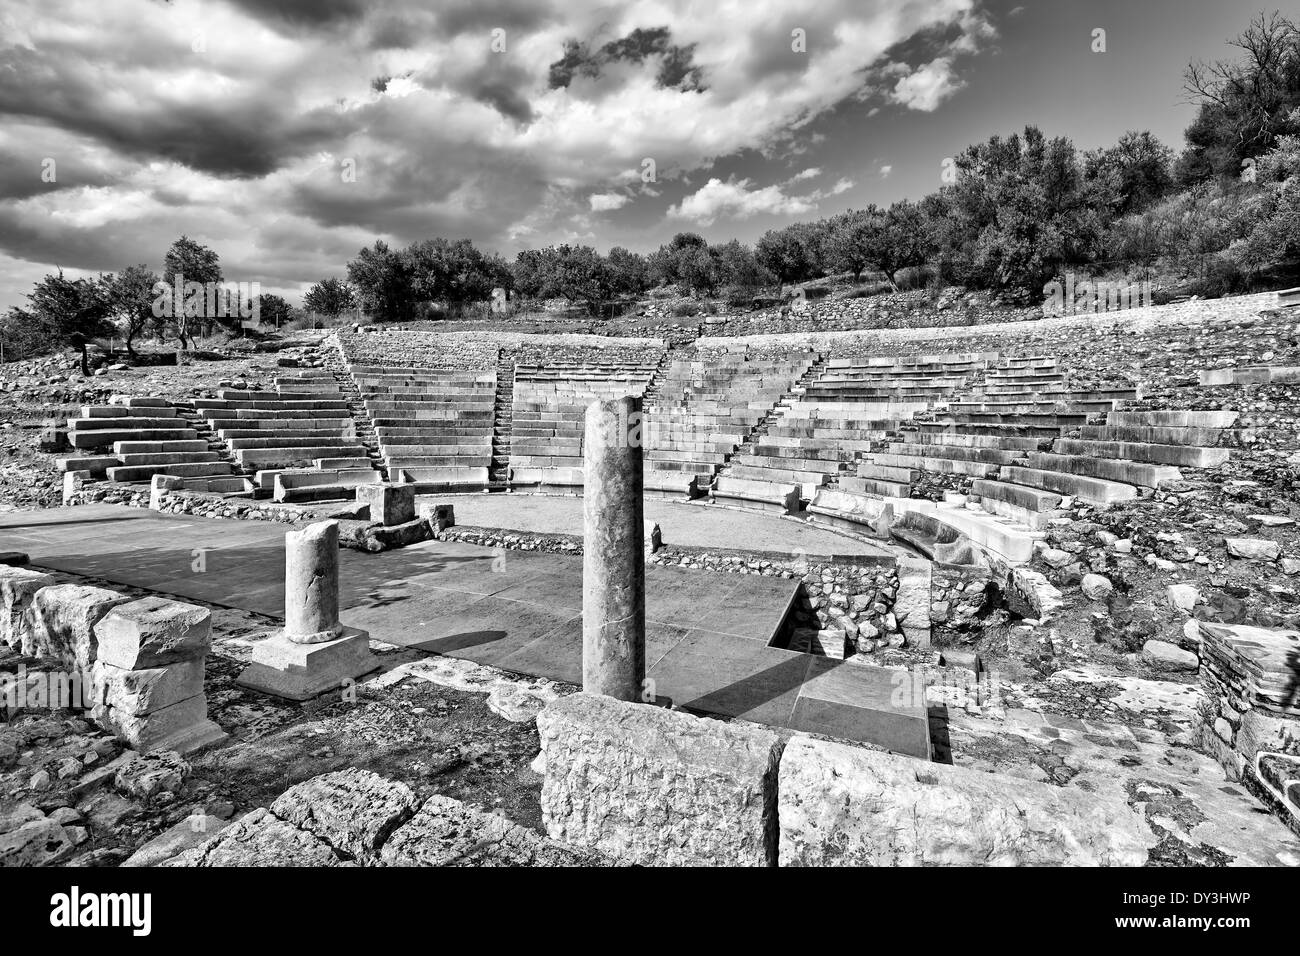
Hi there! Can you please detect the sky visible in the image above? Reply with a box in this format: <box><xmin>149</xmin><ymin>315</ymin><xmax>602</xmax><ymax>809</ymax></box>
<box><xmin>0</xmin><ymin>0</ymin><xmax>1294</xmax><ymax>311</ymax></box>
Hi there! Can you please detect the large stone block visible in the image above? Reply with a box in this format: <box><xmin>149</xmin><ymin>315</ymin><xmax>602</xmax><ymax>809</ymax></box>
<box><xmin>24</xmin><ymin>584</ymin><xmax>130</xmax><ymax>669</ymax></box>
<box><xmin>0</xmin><ymin>566</ymin><xmax>53</xmax><ymax>648</ymax></box>
<box><xmin>356</xmin><ymin>483</ymin><xmax>416</xmax><ymax>526</ymax></box>
<box><xmin>92</xmin><ymin>658</ymin><xmax>205</xmax><ymax>715</ymax></box>
<box><xmin>92</xmin><ymin>693</ymin><xmax>226</xmax><ymax>755</ymax></box>
<box><xmin>380</xmin><ymin>795</ymin><xmax>603</xmax><ymax>867</ymax></box>
<box><xmin>777</xmin><ymin>735</ymin><xmax>1154</xmax><ymax>866</ymax></box>
<box><xmin>93</xmin><ymin>596</ymin><xmax>213</xmax><ymax>669</ymax></box>
<box><xmin>269</xmin><ymin>768</ymin><xmax>419</xmax><ymax>861</ymax></box>
<box><xmin>536</xmin><ymin>692</ymin><xmax>783</xmax><ymax>866</ymax></box>
<box><xmin>163</xmin><ymin>808</ymin><xmax>341</xmax><ymax>867</ymax></box>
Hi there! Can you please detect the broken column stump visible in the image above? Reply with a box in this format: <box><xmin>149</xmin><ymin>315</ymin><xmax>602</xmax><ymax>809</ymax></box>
<box><xmin>237</xmin><ymin>519</ymin><xmax>378</xmax><ymax>700</ymax></box>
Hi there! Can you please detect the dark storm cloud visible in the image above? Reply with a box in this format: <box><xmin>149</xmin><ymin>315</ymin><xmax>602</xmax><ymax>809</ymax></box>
<box><xmin>224</xmin><ymin>0</ymin><xmax>369</xmax><ymax>32</ymax></box>
<box><xmin>548</xmin><ymin>26</ymin><xmax>706</xmax><ymax>91</ymax></box>
<box><xmin>0</xmin><ymin>44</ymin><xmax>355</xmax><ymax>177</ymax></box>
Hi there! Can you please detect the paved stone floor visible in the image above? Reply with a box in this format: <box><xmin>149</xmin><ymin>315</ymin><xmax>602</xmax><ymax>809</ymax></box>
<box><xmin>0</xmin><ymin>506</ymin><xmax>928</xmax><ymax>756</ymax></box>
<box><xmin>428</xmin><ymin>492</ymin><xmax>895</xmax><ymax>560</ymax></box>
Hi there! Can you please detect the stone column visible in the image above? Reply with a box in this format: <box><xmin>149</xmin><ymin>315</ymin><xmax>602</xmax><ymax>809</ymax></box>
<box><xmin>582</xmin><ymin>396</ymin><xmax>645</xmax><ymax>701</ymax></box>
<box><xmin>237</xmin><ymin>519</ymin><xmax>378</xmax><ymax>700</ymax></box>
<box><xmin>284</xmin><ymin>520</ymin><xmax>344</xmax><ymax>643</ymax></box>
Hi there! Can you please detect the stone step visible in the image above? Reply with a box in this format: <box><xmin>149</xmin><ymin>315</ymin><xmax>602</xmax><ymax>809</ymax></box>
<box><xmin>1079</xmin><ymin>424</ymin><xmax>1228</xmax><ymax>445</ymax></box>
<box><xmin>386</xmin><ymin>455</ymin><xmax>493</xmax><ymax>469</ymax></box>
<box><xmin>872</xmin><ymin>451</ymin><xmax>999</xmax><ymax>478</ymax></box>
<box><xmin>1198</xmin><ymin>366</ymin><xmax>1300</xmax><ymax>386</ymax></box>
<box><xmin>69</xmin><ymin>416</ymin><xmax>181</xmax><ymax>431</ymax></box>
<box><xmin>856</xmin><ymin>462</ymin><xmax>918</xmax><ymax>484</ymax></box>
<box><xmin>840</xmin><ymin>475</ymin><xmax>910</xmax><ymax>497</ymax></box>
<box><xmin>1000</xmin><ymin>465</ymin><xmax>1137</xmax><ymax>505</ymax></box>
<box><xmin>55</xmin><ymin>455</ymin><xmax>120</xmax><ymax>475</ymax></box>
<box><xmin>1023</xmin><ymin>452</ymin><xmax>1181</xmax><ymax>488</ymax></box>
<box><xmin>888</xmin><ymin>441</ymin><xmax>1025</xmax><ymax>465</ymax></box>
<box><xmin>1106</xmin><ymin>410</ymin><xmax>1239</xmax><ymax>429</ymax></box>
<box><xmin>505</xmin><ymin>465</ymin><xmax>580</xmax><ymax>486</ymax></box>
<box><xmin>971</xmin><ymin>479</ymin><xmax>1064</xmax><ymax>528</ymax></box>
<box><xmin>235</xmin><ymin>445</ymin><xmax>368</xmax><ymax>469</ymax></box>
<box><xmin>109</xmin><ymin>396</ymin><xmax>174</xmax><ymax>408</ymax></box>
<box><xmin>711</xmin><ymin>476</ymin><xmax>801</xmax><ymax>514</ymax></box>
<box><xmin>81</xmin><ymin>406</ymin><xmax>178</xmax><ymax>419</ymax></box>
<box><xmin>69</xmin><ymin>428</ymin><xmax>197</xmax><ymax>449</ymax></box>
<box><xmin>726</xmin><ymin>462</ymin><xmax>829</xmax><ymax>486</ymax></box>
<box><xmin>112</xmin><ymin>439</ymin><xmax>210</xmax><ymax>454</ymax></box>
<box><xmin>222</xmin><ymin>431</ymin><xmax>358</xmax><ymax>445</ymax></box>
<box><xmin>209</xmin><ymin>418</ymin><xmax>354</xmax><ymax>433</ymax></box>
<box><xmin>118</xmin><ymin>451</ymin><xmax>223</xmax><ymax>466</ymax></box>
<box><xmin>892</xmin><ymin>501</ymin><xmax>1042</xmax><ymax>565</ymax></box>
<box><xmin>1052</xmin><ymin>439</ymin><xmax>1230</xmax><ymax>468</ymax></box>
<box><xmin>107</xmin><ymin>461</ymin><xmax>236</xmax><ymax>481</ymax></box>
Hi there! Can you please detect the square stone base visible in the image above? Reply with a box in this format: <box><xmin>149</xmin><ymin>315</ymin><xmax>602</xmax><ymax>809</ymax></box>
<box><xmin>236</xmin><ymin>626</ymin><xmax>379</xmax><ymax>701</ymax></box>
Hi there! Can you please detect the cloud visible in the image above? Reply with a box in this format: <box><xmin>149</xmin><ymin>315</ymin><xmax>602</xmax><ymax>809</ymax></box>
<box><xmin>590</xmin><ymin>192</ymin><xmax>631</xmax><ymax>211</ymax></box>
<box><xmin>879</xmin><ymin>164</ymin><xmax>893</xmax><ymax>178</ymax></box>
<box><xmin>0</xmin><ymin>0</ymin><xmax>986</xmax><ymax>309</ymax></box>
<box><xmin>889</xmin><ymin>57</ymin><xmax>964</xmax><ymax>111</ymax></box>
<box><xmin>667</xmin><ymin>176</ymin><xmax>847</xmax><ymax>226</ymax></box>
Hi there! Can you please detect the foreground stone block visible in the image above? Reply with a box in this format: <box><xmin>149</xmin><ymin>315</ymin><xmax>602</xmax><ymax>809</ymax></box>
<box><xmin>24</xmin><ymin>584</ymin><xmax>130</xmax><ymax>668</ymax></box>
<box><xmin>92</xmin><ymin>658</ymin><xmax>205</xmax><ymax>715</ymax></box>
<box><xmin>269</xmin><ymin>768</ymin><xmax>419</xmax><ymax>861</ymax></box>
<box><xmin>93</xmin><ymin>596</ymin><xmax>212</xmax><ymax>670</ymax></box>
<box><xmin>1141</xmin><ymin>639</ymin><xmax>1198</xmax><ymax>673</ymax></box>
<box><xmin>536</xmin><ymin>692</ymin><xmax>782</xmax><ymax>866</ymax></box>
<box><xmin>0</xmin><ymin>566</ymin><xmax>53</xmax><ymax>648</ymax></box>
<box><xmin>91</xmin><ymin>693</ymin><xmax>226</xmax><ymax>755</ymax></box>
<box><xmin>778</xmin><ymin>735</ymin><xmax>1153</xmax><ymax>866</ymax></box>
<box><xmin>163</xmin><ymin>808</ymin><xmax>341</xmax><ymax>867</ymax></box>
<box><xmin>121</xmin><ymin>815</ymin><xmax>232</xmax><ymax>866</ymax></box>
<box><xmin>380</xmin><ymin>795</ymin><xmax>603</xmax><ymax>867</ymax></box>
<box><xmin>236</xmin><ymin>628</ymin><xmax>378</xmax><ymax>700</ymax></box>
<box><xmin>356</xmin><ymin>483</ymin><xmax>416</xmax><ymax>526</ymax></box>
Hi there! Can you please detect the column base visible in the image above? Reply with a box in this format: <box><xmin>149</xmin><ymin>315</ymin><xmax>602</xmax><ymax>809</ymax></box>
<box><xmin>236</xmin><ymin>626</ymin><xmax>379</xmax><ymax>701</ymax></box>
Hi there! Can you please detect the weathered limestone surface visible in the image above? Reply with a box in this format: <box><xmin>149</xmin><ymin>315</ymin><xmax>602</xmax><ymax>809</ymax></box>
<box><xmin>582</xmin><ymin>396</ymin><xmax>646</xmax><ymax>700</ymax></box>
<box><xmin>163</xmin><ymin>808</ymin><xmax>342</xmax><ymax>867</ymax></box>
<box><xmin>536</xmin><ymin>692</ymin><xmax>783</xmax><ymax>866</ymax></box>
<box><xmin>24</xmin><ymin>584</ymin><xmax>130</xmax><ymax>668</ymax></box>
<box><xmin>121</xmin><ymin>816</ymin><xmax>231</xmax><ymax>866</ymax></box>
<box><xmin>778</xmin><ymin>735</ymin><xmax>1154</xmax><ymax>866</ymax></box>
<box><xmin>0</xmin><ymin>565</ymin><xmax>53</xmax><ymax>648</ymax></box>
<box><xmin>269</xmin><ymin>768</ymin><xmax>419</xmax><ymax>860</ymax></box>
<box><xmin>238</xmin><ymin>519</ymin><xmax>377</xmax><ymax>699</ymax></box>
<box><xmin>356</xmin><ymin>483</ymin><xmax>415</xmax><ymax>527</ymax></box>
<box><xmin>93</xmin><ymin>596</ymin><xmax>212</xmax><ymax>669</ymax></box>
<box><xmin>380</xmin><ymin>795</ymin><xmax>602</xmax><ymax>867</ymax></box>
<box><xmin>285</xmin><ymin>520</ymin><xmax>344</xmax><ymax>643</ymax></box>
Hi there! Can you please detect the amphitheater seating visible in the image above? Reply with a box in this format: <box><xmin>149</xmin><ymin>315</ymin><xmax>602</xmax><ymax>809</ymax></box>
<box><xmin>815</xmin><ymin>354</ymin><xmax>1239</xmax><ymax>564</ymax></box>
<box><xmin>194</xmin><ymin>370</ymin><xmax>372</xmax><ymax>500</ymax></box>
<box><xmin>58</xmin><ymin>397</ymin><xmax>237</xmax><ymax>485</ymax></box>
<box><xmin>643</xmin><ymin>351</ymin><xmax>814</xmax><ymax>495</ymax></box>
<box><xmin>350</xmin><ymin>364</ymin><xmax>495</xmax><ymax>490</ymax></box>
<box><xmin>718</xmin><ymin>352</ymin><xmax>993</xmax><ymax>507</ymax></box>
<box><xmin>508</xmin><ymin>362</ymin><xmax>656</xmax><ymax>489</ymax></box>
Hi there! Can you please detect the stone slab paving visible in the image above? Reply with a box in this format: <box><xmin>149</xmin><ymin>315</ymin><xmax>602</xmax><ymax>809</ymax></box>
<box><xmin>429</xmin><ymin>492</ymin><xmax>895</xmax><ymax>559</ymax></box>
<box><xmin>0</xmin><ymin>505</ymin><xmax>927</xmax><ymax>755</ymax></box>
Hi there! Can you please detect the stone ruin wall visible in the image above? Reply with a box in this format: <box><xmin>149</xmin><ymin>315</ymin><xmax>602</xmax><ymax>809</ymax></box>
<box><xmin>335</xmin><ymin>329</ymin><xmax>667</xmax><ymax>371</ymax></box>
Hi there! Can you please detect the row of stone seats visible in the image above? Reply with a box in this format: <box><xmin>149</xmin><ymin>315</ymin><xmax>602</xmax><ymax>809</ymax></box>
<box><xmin>57</xmin><ymin>397</ymin><xmax>238</xmax><ymax>486</ymax></box>
<box><xmin>717</xmin><ymin>352</ymin><xmax>994</xmax><ymax>511</ymax></box>
<box><xmin>508</xmin><ymin>363</ymin><xmax>656</xmax><ymax>488</ymax></box>
<box><xmin>198</xmin><ymin>370</ymin><xmax>371</xmax><ymax>501</ymax></box>
<box><xmin>349</xmin><ymin>364</ymin><xmax>495</xmax><ymax>491</ymax></box>
<box><xmin>1198</xmin><ymin>365</ymin><xmax>1300</xmax><ymax>386</ymax></box>
<box><xmin>642</xmin><ymin>352</ymin><xmax>815</xmax><ymax>495</ymax></box>
<box><xmin>815</xmin><ymin>356</ymin><xmax>1239</xmax><ymax>564</ymax></box>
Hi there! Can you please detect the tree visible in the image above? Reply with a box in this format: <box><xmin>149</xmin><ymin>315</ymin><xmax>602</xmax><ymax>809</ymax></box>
<box><xmin>606</xmin><ymin>247</ymin><xmax>650</xmax><ymax>296</ymax></box>
<box><xmin>712</xmin><ymin>239</ymin><xmax>772</xmax><ymax>291</ymax></box>
<box><xmin>257</xmin><ymin>293</ymin><xmax>293</xmax><ymax>328</ymax></box>
<box><xmin>515</xmin><ymin>245</ymin><xmax>614</xmax><ymax>314</ymax></box>
<box><xmin>1234</xmin><ymin>111</ymin><xmax>1300</xmax><ymax>272</ymax></box>
<box><xmin>163</xmin><ymin>236</ymin><xmax>223</xmax><ymax>341</ymax></box>
<box><xmin>100</xmin><ymin>264</ymin><xmax>160</xmax><ymax>357</ymax></box>
<box><xmin>874</xmin><ymin>201</ymin><xmax>937</xmax><ymax>288</ymax></box>
<box><xmin>756</xmin><ymin>222</ymin><xmax>824</xmax><ymax>284</ymax></box>
<box><xmin>1180</xmin><ymin>13</ymin><xmax>1300</xmax><ymax>183</ymax></box>
<box><xmin>347</xmin><ymin>240</ymin><xmax>417</xmax><ymax>322</ymax></box>
<box><xmin>303</xmin><ymin>277</ymin><xmax>357</xmax><ymax>317</ymax></box>
<box><xmin>17</xmin><ymin>271</ymin><xmax>113</xmax><ymax>375</ymax></box>
<box><xmin>825</xmin><ymin>207</ymin><xmax>883</xmax><ymax>282</ymax></box>
<box><xmin>1084</xmin><ymin>131</ymin><xmax>1175</xmax><ymax>215</ymax></box>
<box><xmin>403</xmin><ymin>238</ymin><xmax>507</xmax><ymax>309</ymax></box>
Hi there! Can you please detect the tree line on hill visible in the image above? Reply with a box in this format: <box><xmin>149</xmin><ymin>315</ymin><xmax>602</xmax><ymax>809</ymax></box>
<box><xmin>2</xmin><ymin>12</ymin><xmax>1297</xmax><ymax>360</ymax></box>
